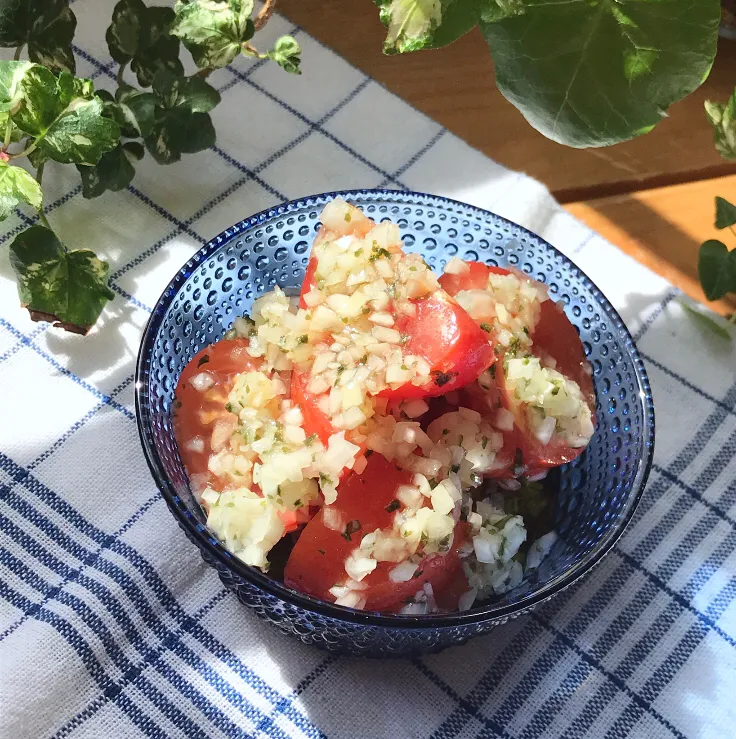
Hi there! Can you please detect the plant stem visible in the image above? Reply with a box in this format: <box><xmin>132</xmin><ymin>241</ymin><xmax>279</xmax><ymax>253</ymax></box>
<box><xmin>35</xmin><ymin>162</ymin><xmax>52</xmax><ymax>231</ymax></box>
<box><xmin>254</xmin><ymin>0</ymin><xmax>277</xmax><ymax>31</ymax></box>
<box><xmin>38</xmin><ymin>208</ymin><xmax>52</xmax><ymax>230</ymax></box>
<box><xmin>242</xmin><ymin>42</ymin><xmax>266</xmax><ymax>59</ymax></box>
<box><xmin>194</xmin><ymin>67</ymin><xmax>214</xmax><ymax>79</ymax></box>
<box><xmin>13</xmin><ymin>44</ymin><xmax>24</xmax><ymax>61</ymax></box>
<box><xmin>9</xmin><ymin>139</ymin><xmax>39</xmax><ymax>160</ymax></box>
<box><xmin>117</xmin><ymin>62</ymin><xmax>127</xmax><ymax>86</ymax></box>
<box><xmin>2</xmin><ymin>120</ymin><xmax>12</xmax><ymax>151</ymax></box>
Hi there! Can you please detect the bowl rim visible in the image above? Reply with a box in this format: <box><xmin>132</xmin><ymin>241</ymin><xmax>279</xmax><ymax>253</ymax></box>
<box><xmin>135</xmin><ymin>187</ymin><xmax>655</xmax><ymax>629</ymax></box>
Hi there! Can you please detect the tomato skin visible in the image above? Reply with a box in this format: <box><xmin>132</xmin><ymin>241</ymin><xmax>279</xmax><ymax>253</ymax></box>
<box><xmin>363</xmin><ymin>523</ymin><xmax>470</xmax><ymax>612</ymax></box>
<box><xmin>290</xmin><ymin>369</ymin><xmax>335</xmax><ymax>444</ymax></box>
<box><xmin>298</xmin><ymin>256</ymin><xmax>318</xmax><ymax>309</ymax></box>
<box><xmin>438</xmin><ymin>261</ymin><xmax>508</xmax><ymax>295</ymax></box>
<box><xmin>283</xmin><ymin>453</ymin><xmax>469</xmax><ymax>612</ymax></box>
<box><xmin>384</xmin><ymin>292</ymin><xmax>494</xmax><ymax>400</ymax></box>
<box><xmin>173</xmin><ymin>338</ymin><xmax>260</xmax><ymax>491</ymax></box>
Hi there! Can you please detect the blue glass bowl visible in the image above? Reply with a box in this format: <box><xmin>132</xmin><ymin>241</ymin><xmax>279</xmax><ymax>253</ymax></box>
<box><xmin>135</xmin><ymin>189</ymin><xmax>655</xmax><ymax>656</ymax></box>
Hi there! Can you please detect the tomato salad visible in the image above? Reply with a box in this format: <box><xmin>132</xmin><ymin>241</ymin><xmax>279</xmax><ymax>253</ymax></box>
<box><xmin>173</xmin><ymin>198</ymin><xmax>595</xmax><ymax>614</ymax></box>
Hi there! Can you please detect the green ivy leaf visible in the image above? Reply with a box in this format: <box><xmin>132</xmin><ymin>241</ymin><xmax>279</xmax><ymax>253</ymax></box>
<box><xmin>373</xmin><ymin>0</ymin><xmax>481</xmax><ymax>54</ymax></box>
<box><xmin>480</xmin><ymin>0</ymin><xmax>720</xmax><ymax>147</ymax></box>
<box><xmin>680</xmin><ymin>303</ymin><xmax>732</xmax><ymax>341</ymax></box>
<box><xmin>122</xmin><ymin>140</ymin><xmax>145</xmax><ymax>160</ymax></box>
<box><xmin>38</xmin><ymin>97</ymin><xmax>121</xmax><ymax>165</ymax></box>
<box><xmin>698</xmin><ymin>239</ymin><xmax>736</xmax><ymax>301</ymax></box>
<box><xmin>0</xmin><ymin>159</ymin><xmax>42</xmax><ymax>219</ymax></box>
<box><xmin>146</xmin><ymin>110</ymin><xmax>215</xmax><ymax>164</ymax></box>
<box><xmin>0</xmin><ymin>60</ymin><xmax>33</xmax><ymax>112</ymax></box>
<box><xmin>171</xmin><ymin>0</ymin><xmax>255</xmax><ymax>69</ymax></box>
<box><xmin>12</xmin><ymin>64</ymin><xmax>61</xmax><ymax>135</ymax></box>
<box><xmin>152</xmin><ymin>70</ymin><xmax>221</xmax><ymax>114</ymax></box>
<box><xmin>76</xmin><ymin>143</ymin><xmax>139</xmax><ymax>198</ymax></box>
<box><xmin>111</xmin><ymin>83</ymin><xmax>156</xmax><ymax>138</ymax></box>
<box><xmin>267</xmin><ymin>35</ymin><xmax>302</xmax><ymax>75</ymax></box>
<box><xmin>106</xmin><ymin>0</ymin><xmax>184</xmax><ymax>87</ymax></box>
<box><xmin>26</xmin><ymin>145</ymin><xmax>46</xmax><ymax>168</ymax></box>
<box><xmin>715</xmin><ymin>196</ymin><xmax>736</xmax><ymax>230</ymax></box>
<box><xmin>705</xmin><ymin>89</ymin><xmax>736</xmax><ymax>160</ymax></box>
<box><xmin>480</xmin><ymin>0</ymin><xmax>525</xmax><ymax>23</ymax></box>
<box><xmin>0</xmin><ymin>0</ymin><xmax>77</xmax><ymax>73</ymax></box>
<box><xmin>10</xmin><ymin>66</ymin><xmax>120</xmax><ymax>165</ymax></box>
<box><xmin>143</xmin><ymin>70</ymin><xmax>219</xmax><ymax>164</ymax></box>
<box><xmin>9</xmin><ymin>225</ymin><xmax>115</xmax><ymax>334</ymax></box>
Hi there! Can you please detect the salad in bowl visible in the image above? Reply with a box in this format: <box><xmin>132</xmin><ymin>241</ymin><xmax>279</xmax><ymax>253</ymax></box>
<box><xmin>171</xmin><ymin>197</ymin><xmax>597</xmax><ymax>616</ymax></box>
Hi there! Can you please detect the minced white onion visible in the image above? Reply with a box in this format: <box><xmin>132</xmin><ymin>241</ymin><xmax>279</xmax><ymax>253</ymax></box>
<box><xmin>389</xmin><ymin>560</ymin><xmax>419</xmax><ymax>582</ymax></box>
<box><xmin>334</xmin><ymin>591</ymin><xmax>366</xmax><ymax>609</ymax></box>
<box><xmin>190</xmin><ymin>372</ymin><xmax>214</xmax><ymax>391</ymax></box>
<box><xmin>323</xmin><ymin>506</ymin><xmax>345</xmax><ymax>532</ymax></box>
<box><xmin>345</xmin><ymin>550</ymin><xmax>377</xmax><ymax>581</ymax></box>
<box><xmin>185</xmin><ymin>437</ymin><xmax>205</xmax><ymax>454</ymax></box>
<box><xmin>494</xmin><ymin>407</ymin><xmax>515</xmax><ymax>432</ymax></box>
<box><xmin>444</xmin><ymin>256</ymin><xmax>470</xmax><ymax>275</ymax></box>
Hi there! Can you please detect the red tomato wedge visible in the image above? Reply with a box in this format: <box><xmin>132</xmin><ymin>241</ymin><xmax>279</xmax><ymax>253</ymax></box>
<box><xmin>439</xmin><ymin>261</ymin><xmax>596</xmax><ymax>475</ymax></box>
<box><xmin>289</xmin><ymin>369</ymin><xmax>335</xmax><ymax>444</ymax></box>
<box><xmin>299</xmin><ymin>255</ymin><xmax>318</xmax><ymax>309</ymax></box>
<box><xmin>532</xmin><ymin>297</ymin><xmax>594</xmax><ymax>400</ymax></box>
<box><xmin>173</xmin><ymin>338</ymin><xmax>260</xmax><ymax>491</ymax></box>
<box><xmin>386</xmin><ymin>292</ymin><xmax>494</xmax><ymax>400</ymax></box>
<box><xmin>438</xmin><ymin>261</ymin><xmax>509</xmax><ymax>295</ymax></box>
<box><xmin>284</xmin><ymin>453</ymin><xmax>469</xmax><ymax>612</ymax></box>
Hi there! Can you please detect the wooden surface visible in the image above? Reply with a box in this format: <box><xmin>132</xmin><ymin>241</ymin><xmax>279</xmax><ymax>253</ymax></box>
<box><xmin>280</xmin><ymin>0</ymin><xmax>736</xmax><ymax>201</ymax></box>
<box><xmin>567</xmin><ymin>176</ymin><xmax>736</xmax><ymax>314</ymax></box>
<box><xmin>279</xmin><ymin>0</ymin><xmax>736</xmax><ymax>312</ymax></box>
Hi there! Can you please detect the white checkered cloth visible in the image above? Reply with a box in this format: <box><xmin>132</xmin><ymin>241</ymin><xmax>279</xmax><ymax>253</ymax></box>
<box><xmin>2</xmin><ymin>2</ymin><xmax>736</xmax><ymax>737</ymax></box>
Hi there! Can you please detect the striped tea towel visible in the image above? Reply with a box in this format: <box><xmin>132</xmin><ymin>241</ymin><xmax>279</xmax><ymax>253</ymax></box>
<box><xmin>1</xmin><ymin>1</ymin><xmax>735</xmax><ymax>737</ymax></box>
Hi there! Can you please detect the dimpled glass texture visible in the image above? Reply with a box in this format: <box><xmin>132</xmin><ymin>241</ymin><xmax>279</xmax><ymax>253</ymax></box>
<box><xmin>136</xmin><ymin>190</ymin><xmax>655</xmax><ymax>656</ymax></box>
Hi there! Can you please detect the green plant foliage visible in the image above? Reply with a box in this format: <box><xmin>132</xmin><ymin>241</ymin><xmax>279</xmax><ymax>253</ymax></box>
<box><xmin>0</xmin><ymin>0</ymin><xmax>77</xmax><ymax>73</ymax></box>
<box><xmin>0</xmin><ymin>0</ymin><xmax>294</xmax><ymax>332</ymax></box>
<box><xmin>9</xmin><ymin>225</ymin><xmax>116</xmax><ymax>334</ymax></box>
<box><xmin>374</xmin><ymin>0</ymin><xmax>720</xmax><ymax>148</ymax></box>
<box><xmin>171</xmin><ymin>0</ymin><xmax>255</xmax><ymax>69</ymax></box>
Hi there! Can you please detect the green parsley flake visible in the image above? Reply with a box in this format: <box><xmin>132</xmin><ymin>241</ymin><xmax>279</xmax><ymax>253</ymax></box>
<box><xmin>341</xmin><ymin>519</ymin><xmax>362</xmax><ymax>541</ymax></box>
<box><xmin>369</xmin><ymin>244</ymin><xmax>392</xmax><ymax>262</ymax></box>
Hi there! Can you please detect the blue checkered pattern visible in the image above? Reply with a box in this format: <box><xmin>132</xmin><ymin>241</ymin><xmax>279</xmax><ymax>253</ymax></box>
<box><xmin>2</xmin><ymin>2</ymin><xmax>735</xmax><ymax>736</ymax></box>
